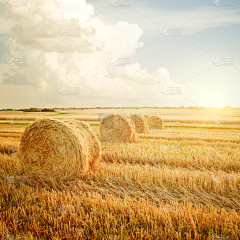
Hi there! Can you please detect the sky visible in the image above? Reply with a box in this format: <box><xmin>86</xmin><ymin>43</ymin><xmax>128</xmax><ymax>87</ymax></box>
<box><xmin>0</xmin><ymin>0</ymin><xmax>239</xmax><ymax>108</ymax></box>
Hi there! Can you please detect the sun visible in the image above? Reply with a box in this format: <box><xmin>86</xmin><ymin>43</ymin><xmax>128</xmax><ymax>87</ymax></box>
<box><xmin>200</xmin><ymin>90</ymin><xmax>226</xmax><ymax>108</ymax></box>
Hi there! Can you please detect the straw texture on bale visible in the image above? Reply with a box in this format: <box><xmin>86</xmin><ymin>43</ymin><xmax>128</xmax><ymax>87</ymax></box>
<box><xmin>63</xmin><ymin>119</ymin><xmax>101</xmax><ymax>168</ymax></box>
<box><xmin>100</xmin><ymin>114</ymin><xmax>136</xmax><ymax>142</ymax></box>
<box><xmin>19</xmin><ymin>118</ymin><xmax>100</xmax><ymax>182</ymax></box>
<box><xmin>147</xmin><ymin>115</ymin><xmax>164</xmax><ymax>129</ymax></box>
<box><xmin>126</xmin><ymin>116</ymin><xmax>137</xmax><ymax>142</ymax></box>
<box><xmin>130</xmin><ymin>114</ymin><xmax>149</xmax><ymax>134</ymax></box>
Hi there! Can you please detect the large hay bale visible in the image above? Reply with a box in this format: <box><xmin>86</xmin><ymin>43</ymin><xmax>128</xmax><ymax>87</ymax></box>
<box><xmin>19</xmin><ymin>118</ymin><xmax>100</xmax><ymax>181</ymax></box>
<box><xmin>100</xmin><ymin>114</ymin><xmax>135</xmax><ymax>142</ymax></box>
<box><xmin>130</xmin><ymin>114</ymin><xmax>149</xmax><ymax>134</ymax></box>
<box><xmin>147</xmin><ymin>115</ymin><xmax>164</xmax><ymax>129</ymax></box>
<box><xmin>63</xmin><ymin>119</ymin><xmax>101</xmax><ymax>168</ymax></box>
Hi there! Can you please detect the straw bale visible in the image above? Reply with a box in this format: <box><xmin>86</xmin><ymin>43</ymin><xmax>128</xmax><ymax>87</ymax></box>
<box><xmin>130</xmin><ymin>114</ymin><xmax>149</xmax><ymax>133</ymax></box>
<box><xmin>18</xmin><ymin>118</ymin><xmax>96</xmax><ymax>181</ymax></box>
<box><xmin>63</xmin><ymin>119</ymin><xmax>101</xmax><ymax>168</ymax></box>
<box><xmin>100</xmin><ymin>114</ymin><xmax>135</xmax><ymax>142</ymax></box>
<box><xmin>147</xmin><ymin>115</ymin><xmax>164</xmax><ymax>129</ymax></box>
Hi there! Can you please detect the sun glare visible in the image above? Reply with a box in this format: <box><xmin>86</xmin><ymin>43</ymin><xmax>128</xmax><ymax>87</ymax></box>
<box><xmin>200</xmin><ymin>90</ymin><xmax>226</xmax><ymax>108</ymax></box>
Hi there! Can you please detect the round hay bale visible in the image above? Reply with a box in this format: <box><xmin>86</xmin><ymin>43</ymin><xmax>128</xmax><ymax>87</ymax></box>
<box><xmin>130</xmin><ymin>114</ymin><xmax>149</xmax><ymax>134</ymax></box>
<box><xmin>147</xmin><ymin>115</ymin><xmax>164</xmax><ymax>129</ymax></box>
<box><xmin>100</xmin><ymin>114</ymin><xmax>135</xmax><ymax>142</ymax></box>
<box><xmin>19</xmin><ymin>118</ymin><xmax>97</xmax><ymax>181</ymax></box>
<box><xmin>63</xmin><ymin>119</ymin><xmax>101</xmax><ymax>168</ymax></box>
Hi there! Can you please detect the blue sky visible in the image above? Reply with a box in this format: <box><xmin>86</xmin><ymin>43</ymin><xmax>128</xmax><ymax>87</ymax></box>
<box><xmin>86</xmin><ymin>0</ymin><xmax>240</xmax><ymax>107</ymax></box>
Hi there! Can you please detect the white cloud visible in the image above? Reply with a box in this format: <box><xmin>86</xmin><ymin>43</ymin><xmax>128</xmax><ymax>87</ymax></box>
<box><xmin>0</xmin><ymin>0</ymin><xmax>175</xmax><ymax>106</ymax></box>
<box><xmin>1</xmin><ymin>0</ymin><xmax>237</xmax><ymax>108</ymax></box>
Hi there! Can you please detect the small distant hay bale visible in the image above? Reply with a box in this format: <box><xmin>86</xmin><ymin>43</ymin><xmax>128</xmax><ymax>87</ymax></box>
<box><xmin>100</xmin><ymin>114</ymin><xmax>136</xmax><ymax>142</ymax></box>
<box><xmin>130</xmin><ymin>114</ymin><xmax>149</xmax><ymax>134</ymax></box>
<box><xmin>144</xmin><ymin>115</ymin><xmax>150</xmax><ymax>119</ymax></box>
<box><xmin>147</xmin><ymin>116</ymin><xmax>164</xmax><ymax>129</ymax></box>
<box><xmin>19</xmin><ymin>118</ymin><xmax>100</xmax><ymax>182</ymax></box>
<box><xmin>63</xmin><ymin>119</ymin><xmax>101</xmax><ymax>168</ymax></box>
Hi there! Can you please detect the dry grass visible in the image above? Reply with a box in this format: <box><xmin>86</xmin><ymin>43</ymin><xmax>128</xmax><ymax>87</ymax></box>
<box><xmin>0</xmin><ymin>112</ymin><xmax>239</xmax><ymax>240</ymax></box>
<box><xmin>0</xmin><ymin>176</ymin><xmax>239</xmax><ymax>240</ymax></box>
<box><xmin>0</xmin><ymin>138</ymin><xmax>19</xmax><ymax>155</ymax></box>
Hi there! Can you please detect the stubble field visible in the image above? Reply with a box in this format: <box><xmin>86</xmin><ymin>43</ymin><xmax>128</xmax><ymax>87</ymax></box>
<box><xmin>0</xmin><ymin>108</ymin><xmax>239</xmax><ymax>240</ymax></box>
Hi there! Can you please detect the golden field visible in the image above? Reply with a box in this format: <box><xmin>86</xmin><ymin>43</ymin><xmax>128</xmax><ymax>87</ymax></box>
<box><xmin>0</xmin><ymin>108</ymin><xmax>239</xmax><ymax>240</ymax></box>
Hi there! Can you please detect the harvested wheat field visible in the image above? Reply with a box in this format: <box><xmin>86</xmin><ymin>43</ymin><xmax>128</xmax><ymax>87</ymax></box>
<box><xmin>100</xmin><ymin>114</ymin><xmax>136</xmax><ymax>143</ymax></box>
<box><xmin>0</xmin><ymin>108</ymin><xmax>240</xmax><ymax>240</ymax></box>
<box><xmin>147</xmin><ymin>115</ymin><xmax>164</xmax><ymax>130</ymax></box>
<box><xmin>130</xmin><ymin>114</ymin><xmax>149</xmax><ymax>134</ymax></box>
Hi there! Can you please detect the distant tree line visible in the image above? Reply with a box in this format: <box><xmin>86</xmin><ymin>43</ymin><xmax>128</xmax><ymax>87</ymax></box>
<box><xmin>19</xmin><ymin>108</ymin><xmax>55</xmax><ymax>112</ymax></box>
<box><xmin>0</xmin><ymin>106</ymin><xmax>239</xmax><ymax>111</ymax></box>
